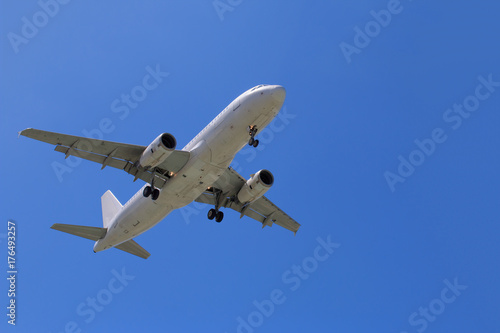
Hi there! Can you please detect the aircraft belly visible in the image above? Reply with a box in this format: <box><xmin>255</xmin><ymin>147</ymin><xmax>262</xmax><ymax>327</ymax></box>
<box><xmin>164</xmin><ymin>159</ymin><xmax>225</xmax><ymax>205</ymax></box>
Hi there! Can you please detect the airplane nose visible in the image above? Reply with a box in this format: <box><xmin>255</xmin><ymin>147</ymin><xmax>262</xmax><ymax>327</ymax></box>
<box><xmin>270</xmin><ymin>85</ymin><xmax>286</xmax><ymax>104</ymax></box>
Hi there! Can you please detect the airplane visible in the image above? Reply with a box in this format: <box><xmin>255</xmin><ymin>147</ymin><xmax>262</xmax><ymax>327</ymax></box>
<box><xmin>20</xmin><ymin>84</ymin><xmax>300</xmax><ymax>259</ymax></box>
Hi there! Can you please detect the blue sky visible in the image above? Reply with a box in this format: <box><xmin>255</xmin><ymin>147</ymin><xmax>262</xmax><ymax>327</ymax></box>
<box><xmin>2</xmin><ymin>1</ymin><xmax>500</xmax><ymax>332</ymax></box>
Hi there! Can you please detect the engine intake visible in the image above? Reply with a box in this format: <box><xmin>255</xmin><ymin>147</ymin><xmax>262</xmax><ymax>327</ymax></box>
<box><xmin>237</xmin><ymin>169</ymin><xmax>274</xmax><ymax>204</ymax></box>
<box><xmin>139</xmin><ymin>133</ymin><xmax>176</xmax><ymax>169</ymax></box>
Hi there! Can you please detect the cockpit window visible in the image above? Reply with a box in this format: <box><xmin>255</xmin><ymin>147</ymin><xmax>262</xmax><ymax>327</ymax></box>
<box><xmin>250</xmin><ymin>84</ymin><xmax>268</xmax><ymax>92</ymax></box>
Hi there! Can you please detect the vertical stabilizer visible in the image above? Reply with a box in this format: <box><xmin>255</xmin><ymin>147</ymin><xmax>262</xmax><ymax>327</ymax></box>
<box><xmin>101</xmin><ymin>190</ymin><xmax>122</xmax><ymax>228</ymax></box>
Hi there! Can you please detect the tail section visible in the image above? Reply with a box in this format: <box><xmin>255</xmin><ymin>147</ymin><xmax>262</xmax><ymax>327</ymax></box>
<box><xmin>51</xmin><ymin>191</ymin><xmax>150</xmax><ymax>259</ymax></box>
<box><xmin>51</xmin><ymin>223</ymin><xmax>150</xmax><ymax>259</ymax></box>
<box><xmin>101</xmin><ymin>190</ymin><xmax>122</xmax><ymax>228</ymax></box>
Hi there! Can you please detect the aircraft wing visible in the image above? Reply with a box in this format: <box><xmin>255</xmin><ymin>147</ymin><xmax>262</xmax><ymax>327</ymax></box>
<box><xmin>195</xmin><ymin>167</ymin><xmax>301</xmax><ymax>234</ymax></box>
<box><xmin>20</xmin><ymin>128</ymin><xmax>190</xmax><ymax>188</ymax></box>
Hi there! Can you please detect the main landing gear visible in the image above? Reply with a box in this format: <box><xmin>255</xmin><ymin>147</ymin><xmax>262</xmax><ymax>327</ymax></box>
<box><xmin>207</xmin><ymin>208</ymin><xmax>224</xmax><ymax>223</ymax></box>
<box><xmin>143</xmin><ymin>186</ymin><xmax>160</xmax><ymax>201</ymax></box>
<box><xmin>143</xmin><ymin>168</ymin><xmax>160</xmax><ymax>200</ymax></box>
<box><xmin>207</xmin><ymin>188</ymin><xmax>224</xmax><ymax>222</ymax></box>
<box><xmin>248</xmin><ymin>125</ymin><xmax>259</xmax><ymax>148</ymax></box>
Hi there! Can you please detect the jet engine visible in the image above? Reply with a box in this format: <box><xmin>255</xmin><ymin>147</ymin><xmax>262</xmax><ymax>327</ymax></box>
<box><xmin>138</xmin><ymin>133</ymin><xmax>176</xmax><ymax>169</ymax></box>
<box><xmin>237</xmin><ymin>169</ymin><xmax>274</xmax><ymax>204</ymax></box>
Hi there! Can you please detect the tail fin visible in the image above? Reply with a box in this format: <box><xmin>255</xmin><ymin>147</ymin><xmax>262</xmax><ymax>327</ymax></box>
<box><xmin>101</xmin><ymin>190</ymin><xmax>122</xmax><ymax>228</ymax></box>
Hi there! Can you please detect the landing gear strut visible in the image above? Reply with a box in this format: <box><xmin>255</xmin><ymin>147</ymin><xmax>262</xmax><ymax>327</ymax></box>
<box><xmin>207</xmin><ymin>189</ymin><xmax>224</xmax><ymax>222</ymax></box>
<box><xmin>142</xmin><ymin>168</ymin><xmax>160</xmax><ymax>200</ymax></box>
<box><xmin>248</xmin><ymin>125</ymin><xmax>259</xmax><ymax>148</ymax></box>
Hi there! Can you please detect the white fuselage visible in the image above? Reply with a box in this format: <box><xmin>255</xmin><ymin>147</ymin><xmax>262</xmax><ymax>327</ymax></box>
<box><xmin>94</xmin><ymin>84</ymin><xmax>286</xmax><ymax>252</ymax></box>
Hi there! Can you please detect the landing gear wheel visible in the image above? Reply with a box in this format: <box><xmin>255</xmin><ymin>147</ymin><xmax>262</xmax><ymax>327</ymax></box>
<box><xmin>208</xmin><ymin>208</ymin><xmax>217</xmax><ymax>220</ymax></box>
<box><xmin>143</xmin><ymin>186</ymin><xmax>152</xmax><ymax>197</ymax></box>
<box><xmin>248</xmin><ymin>125</ymin><xmax>259</xmax><ymax>148</ymax></box>
<box><xmin>151</xmin><ymin>189</ymin><xmax>160</xmax><ymax>201</ymax></box>
<box><xmin>215</xmin><ymin>211</ymin><xmax>224</xmax><ymax>223</ymax></box>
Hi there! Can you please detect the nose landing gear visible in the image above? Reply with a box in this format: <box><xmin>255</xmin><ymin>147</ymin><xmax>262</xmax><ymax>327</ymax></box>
<box><xmin>248</xmin><ymin>125</ymin><xmax>259</xmax><ymax>148</ymax></box>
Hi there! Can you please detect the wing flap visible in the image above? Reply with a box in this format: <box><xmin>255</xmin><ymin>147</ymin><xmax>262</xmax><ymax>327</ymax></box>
<box><xmin>248</xmin><ymin>196</ymin><xmax>301</xmax><ymax>233</ymax></box>
<box><xmin>54</xmin><ymin>145</ymin><xmax>169</xmax><ymax>188</ymax></box>
<box><xmin>115</xmin><ymin>239</ymin><xmax>150</xmax><ymax>259</ymax></box>
<box><xmin>54</xmin><ymin>145</ymin><xmax>129</xmax><ymax>169</ymax></box>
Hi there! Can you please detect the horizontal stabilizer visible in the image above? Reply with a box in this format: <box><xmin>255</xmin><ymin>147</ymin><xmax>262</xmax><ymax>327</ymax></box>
<box><xmin>51</xmin><ymin>223</ymin><xmax>107</xmax><ymax>241</ymax></box>
<box><xmin>115</xmin><ymin>239</ymin><xmax>150</xmax><ymax>259</ymax></box>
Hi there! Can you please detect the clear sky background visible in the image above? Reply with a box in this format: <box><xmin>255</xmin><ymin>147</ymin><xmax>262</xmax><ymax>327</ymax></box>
<box><xmin>1</xmin><ymin>1</ymin><xmax>500</xmax><ymax>332</ymax></box>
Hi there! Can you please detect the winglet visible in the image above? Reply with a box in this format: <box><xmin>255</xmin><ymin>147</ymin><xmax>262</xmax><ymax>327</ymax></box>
<box><xmin>18</xmin><ymin>128</ymin><xmax>31</xmax><ymax>138</ymax></box>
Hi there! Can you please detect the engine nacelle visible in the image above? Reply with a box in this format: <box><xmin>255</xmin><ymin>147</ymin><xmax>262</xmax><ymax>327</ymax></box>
<box><xmin>139</xmin><ymin>133</ymin><xmax>176</xmax><ymax>169</ymax></box>
<box><xmin>237</xmin><ymin>169</ymin><xmax>274</xmax><ymax>204</ymax></box>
